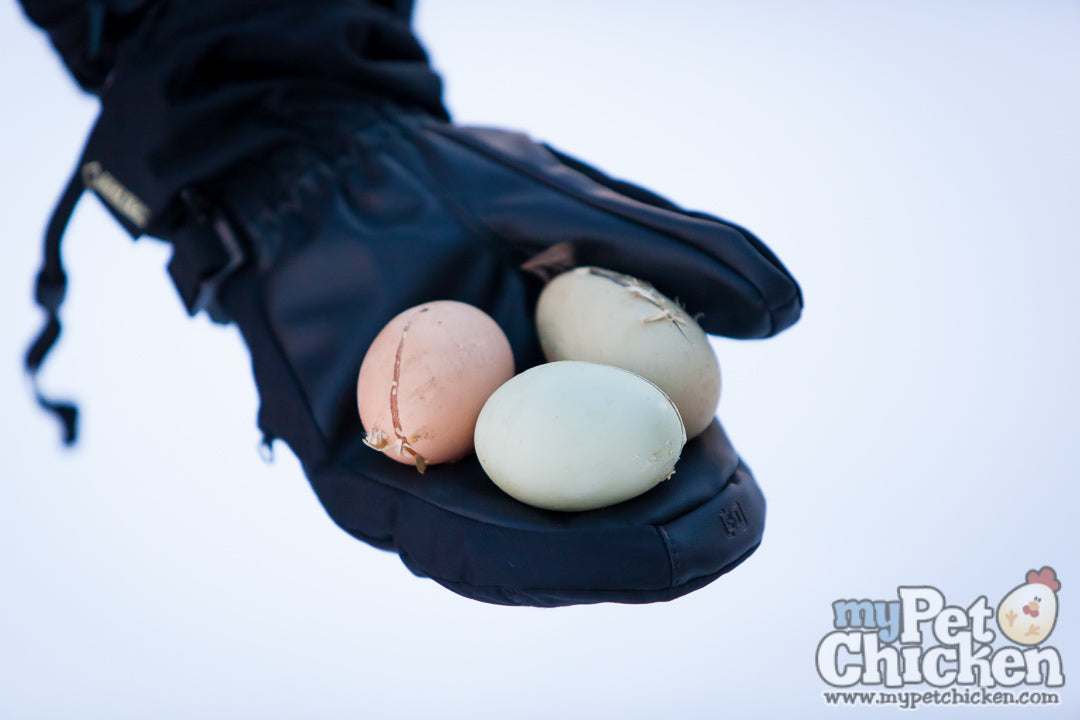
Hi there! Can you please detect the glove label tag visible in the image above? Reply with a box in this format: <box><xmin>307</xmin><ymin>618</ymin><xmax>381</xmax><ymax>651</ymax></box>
<box><xmin>81</xmin><ymin>161</ymin><xmax>150</xmax><ymax>229</ymax></box>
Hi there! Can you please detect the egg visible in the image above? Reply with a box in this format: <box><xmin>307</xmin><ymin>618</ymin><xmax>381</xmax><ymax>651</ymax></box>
<box><xmin>474</xmin><ymin>361</ymin><xmax>686</xmax><ymax>512</ymax></box>
<box><xmin>535</xmin><ymin>266</ymin><xmax>721</xmax><ymax>439</ymax></box>
<box><xmin>357</xmin><ymin>300</ymin><xmax>515</xmax><ymax>472</ymax></box>
<box><xmin>995</xmin><ymin>567</ymin><xmax>1061</xmax><ymax>646</ymax></box>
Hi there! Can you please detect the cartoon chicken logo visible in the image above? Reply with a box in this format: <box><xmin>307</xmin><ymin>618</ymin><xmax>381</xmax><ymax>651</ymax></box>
<box><xmin>996</xmin><ymin>566</ymin><xmax>1061</xmax><ymax>646</ymax></box>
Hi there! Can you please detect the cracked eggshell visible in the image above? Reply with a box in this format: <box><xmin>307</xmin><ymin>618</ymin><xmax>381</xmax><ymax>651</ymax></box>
<box><xmin>535</xmin><ymin>266</ymin><xmax>721</xmax><ymax>439</ymax></box>
<box><xmin>357</xmin><ymin>300</ymin><xmax>514</xmax><ymax>471</ymax></box>
<box><xmin>474</xmin><ymin>361</ymin><xmax>686</xmax><ymax>512</ymax></box>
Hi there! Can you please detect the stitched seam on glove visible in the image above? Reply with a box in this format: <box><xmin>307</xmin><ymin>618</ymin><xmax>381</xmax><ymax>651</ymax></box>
<box><xmin>656</xmin><ymin>524</ymin><xmax>679</xmax><ymax>589</ymax></box>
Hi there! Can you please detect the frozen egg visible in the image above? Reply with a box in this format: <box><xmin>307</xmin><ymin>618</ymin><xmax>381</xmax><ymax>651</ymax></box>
<box><xmin>357</xmin><ymin>300</ymin><xmax>514</xmax><ymax>472</ymax></box>
<box><xmin>535</xmin><ymin>266</ymin><xmax>721</xmax><ymax>439</ymax></box>
<box><xmin>474</xmin><ymin>361</ymin><xmax>686</xmax><ymax>512</ymax></box>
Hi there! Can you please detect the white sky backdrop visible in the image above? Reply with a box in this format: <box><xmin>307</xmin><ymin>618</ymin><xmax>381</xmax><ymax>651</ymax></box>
<box><xmin>2</xmin><ymin>1</ymin><xmax>1078</xmax><ymax>717</ymax></box>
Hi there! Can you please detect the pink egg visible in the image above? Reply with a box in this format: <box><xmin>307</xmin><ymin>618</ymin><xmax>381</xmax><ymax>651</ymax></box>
<box><xmin>357</xmin><ymin>301</ymin><xmax>515</xmax><ymax>472</ymax></box>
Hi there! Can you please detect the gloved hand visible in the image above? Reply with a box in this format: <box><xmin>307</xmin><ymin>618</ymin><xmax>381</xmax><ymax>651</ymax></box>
<box><xmin>24</xmin><ymin>0</ymin><xmax>802</xmax><ymax>606</ymax></box>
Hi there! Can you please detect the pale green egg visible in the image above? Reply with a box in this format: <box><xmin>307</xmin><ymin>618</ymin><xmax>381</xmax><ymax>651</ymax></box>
<box><xmin>474</xmin><ymin>361</ymin><xmax>686</xmax><ymax>512</ymax></box>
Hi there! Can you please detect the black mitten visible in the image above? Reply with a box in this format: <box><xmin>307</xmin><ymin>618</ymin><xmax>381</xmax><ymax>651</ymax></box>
<box><xmin>24</xmin><ymin>0</ymin><xmax>801</xmax><ymax>606</ymax></box>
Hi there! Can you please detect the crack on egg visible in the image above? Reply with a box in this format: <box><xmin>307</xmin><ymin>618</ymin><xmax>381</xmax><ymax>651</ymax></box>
<box><xmin>585</xmin><ymin>267</ymin><xmax>690</xmax><ymax>341</ymax></box>
<box><xmin>389</xmin><ymin>308</ymin><xmax>430</xmax><ymax>474</ymax></box>
<box><xmin>363</xmin><ymin>427</ymin><xmax>390</xmax><ymax>451</ymax></box>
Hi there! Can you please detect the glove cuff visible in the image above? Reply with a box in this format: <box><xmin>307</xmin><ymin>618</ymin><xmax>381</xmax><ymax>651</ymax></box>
<box><xmin>64</xmin><ymin>0</ymin><xmax>448</xmax><ymax>237</ymax></box>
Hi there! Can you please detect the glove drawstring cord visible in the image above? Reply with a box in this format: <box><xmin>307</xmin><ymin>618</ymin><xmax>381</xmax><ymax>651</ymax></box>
<box><xmin>25</xmin><ymin>164</ymin><xmax>85</xmax><ymax>446</ymax></box>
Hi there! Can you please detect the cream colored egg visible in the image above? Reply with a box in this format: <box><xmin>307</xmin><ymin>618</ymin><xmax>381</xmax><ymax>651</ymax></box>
<box><xmin>474</xmin><ymin>361</ymin><xmax>686</xmax><ymax>512</ymax></box>
<box><xmin>535</xmin><ymin>266</ymin><xmax>720</xmax><ymax>439</ymax></box>
<box><xmin>996</xmin><ymin>581</ymin><xmax>1059</xmax><ymax>646</ymax></box>
<box><xmin>357</xmin><ymin>301</ymin><xmax>515</xmax><ymax>472</ymax></box>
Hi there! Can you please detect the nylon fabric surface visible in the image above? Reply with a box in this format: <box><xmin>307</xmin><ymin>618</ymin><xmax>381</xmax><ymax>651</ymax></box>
<box><xmin>204</xmin><ymin>108</ymin><xmax>794</xmax><ymax>605</ymax></box>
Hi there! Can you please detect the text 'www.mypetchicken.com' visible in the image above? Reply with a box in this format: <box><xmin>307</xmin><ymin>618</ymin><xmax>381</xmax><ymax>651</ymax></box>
<box><xmin>822</xmin><ymin>687</ymin><xmax>1061</xmax><ymax>710</ymax></box>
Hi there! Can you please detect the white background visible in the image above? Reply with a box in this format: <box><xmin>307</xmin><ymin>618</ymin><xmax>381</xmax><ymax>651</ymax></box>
<box><xmin>2</xmin><ymin>1</ymin><xmax>1077</xmax><ymax>717</ymax></box>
